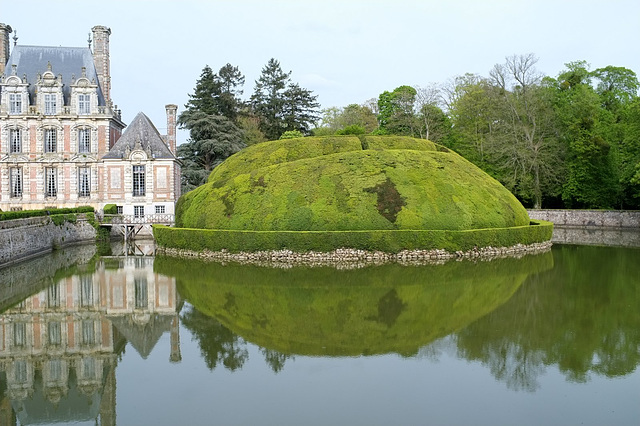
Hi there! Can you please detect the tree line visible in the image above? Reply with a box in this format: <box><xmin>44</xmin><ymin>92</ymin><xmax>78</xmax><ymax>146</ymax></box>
<box><xmin>177</xmin><ymin>59</ymin><xmax>319</xmax><ymax>192</ymax></box>
<box><xmin>178</xmin><ymin>54</ymin><xmax>640</xmax><ymax>209</ymax></box>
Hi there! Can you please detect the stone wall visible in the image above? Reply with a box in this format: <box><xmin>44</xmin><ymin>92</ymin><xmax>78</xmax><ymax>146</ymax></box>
<box><xmin>528</xmin><ymin>209</ymin><xmax>640</xmax><ymax>229</ymax></box>
<box><xmin>0</xmin><ymin>215</ymin><xmax>97</xmax><ymax>267</ymax></box>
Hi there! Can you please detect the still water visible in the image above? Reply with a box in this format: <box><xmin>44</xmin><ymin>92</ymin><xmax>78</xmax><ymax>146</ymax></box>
<box><xmin>0</xmin><ymin>238</ymin><xmax>638</xmax><ymax>425</ymax></box>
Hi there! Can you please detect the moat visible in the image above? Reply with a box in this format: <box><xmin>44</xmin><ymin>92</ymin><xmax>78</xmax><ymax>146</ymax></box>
<box><xmin>0</xmin><ymin>233</ymin><xmax>638</xmax><ymax>425</ymax></box>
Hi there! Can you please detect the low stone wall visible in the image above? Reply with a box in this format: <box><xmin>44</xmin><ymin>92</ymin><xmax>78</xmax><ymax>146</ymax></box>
<box><xmin>0</xmin><ymin>215</ymin><xmax>97</xmax><ymax>267</ymax></box>
<box><xmin>528</xmin><ymin>209</ymin><xmax>640</xmax><ymax>229</ymax></box>
<box><xmin>550</xmin><ymin>227</ymin><xmax>640</xmax><ymax>247</ymax></box>
<box><xmin>157</xmin><ymin>241</ymin><xmax>553</xmax><ymax>269</ymax></box>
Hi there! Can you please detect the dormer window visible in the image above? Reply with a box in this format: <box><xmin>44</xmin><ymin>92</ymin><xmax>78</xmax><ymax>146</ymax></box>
<box><xmin>78</xmin><ymin>94</ymin><xmax>91</xmax><ymax>115</ymax></box>
<box><xmin>44</xmin><ymin>94</ymin><xmax>57</xmax><ymax>115</ymax></box>
<box><xmin>9</xmin><ymin>94</ymin><xmax>22</xmax><ymax>115</ymax></box>
<box><xmin>78</xmin><ymin>128</ymin><xmax>91</xmax><ymax>153</ymax></box>
<box><xmin>9</xmin><ymin>129</ymin><xmax>21</xmax><ymax>153</ymax></box>
<box><xmin>45</xmin><ymin>129</ymin><xmax>57</xmax><ymax>153</ymax></box>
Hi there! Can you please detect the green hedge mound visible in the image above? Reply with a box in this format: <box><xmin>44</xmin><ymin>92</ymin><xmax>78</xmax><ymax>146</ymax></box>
<box><xmin>166</xmin><ymin>136</ymin><xmax>551</xmax><ymax>253</ymax></box>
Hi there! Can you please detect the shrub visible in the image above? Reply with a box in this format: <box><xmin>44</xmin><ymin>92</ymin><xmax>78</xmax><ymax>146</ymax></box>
<box><xmin>153</xmin><ymin>220</ymin><xmax>553</xmax><ymax>254</ymax></box>
<box><xmin>103</xmin><ymin>204</ymin><xmax>118</xmax><ymax>215</ymax></box>
<box><xmin>0</xmin><ymin>206</ymin><xmax>94</xmax><ymax>221</ymax></box>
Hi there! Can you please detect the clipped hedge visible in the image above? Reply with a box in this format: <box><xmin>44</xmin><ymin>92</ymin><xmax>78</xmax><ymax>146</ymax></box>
<box><xmin>154</xmin><ymin>220</ymin><xmax>553</xmax><ymax>254</ymax></box>
<box><xmin>103</xmin><ymin>204</ymin><xmax>118</xmax><ymax>215</ymax></box>
<box><xmin>0</xmin><ymin>206</ymin><xmax>94</xmax><ymax>222</ymax></box>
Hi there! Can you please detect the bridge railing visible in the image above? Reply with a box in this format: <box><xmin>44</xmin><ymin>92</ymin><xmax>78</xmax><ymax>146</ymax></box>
<box><xmin>100</xmin><ymin>214</ymin><xmax>175</xmax><ymax>225</ymax></box>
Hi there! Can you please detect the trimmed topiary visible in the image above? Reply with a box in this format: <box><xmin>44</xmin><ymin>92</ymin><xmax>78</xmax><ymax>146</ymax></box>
<box><xmin>163</xmin><ymin>136</ymin><xmax>551</xmax><ymax>253</ymax></box>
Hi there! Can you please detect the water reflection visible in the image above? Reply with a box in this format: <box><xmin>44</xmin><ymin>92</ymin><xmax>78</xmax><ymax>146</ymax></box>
<box><xmin>453</xmin><ymin>245</ymin><xmax>640</xmax><ymax>391</ymax></box>
<box><xmin>0</xmin><ymin>254</ymin><xmax>179</xmax><ymax>425</ymax></box>
<box><xmin>0</xmin><ymin>243</ymin><xmax>638</xmax><ymax>424</ymax></box>
<box><xmin>159</xmin><ymin>253</ymin><xmax>554</xmax><ymax>360</ymax></box>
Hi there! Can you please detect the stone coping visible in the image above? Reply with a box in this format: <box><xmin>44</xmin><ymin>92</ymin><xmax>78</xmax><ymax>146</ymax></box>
<box><xmin>156</xmin><ymin>241</ymin><xmax>552</xmax><ymax>270</ymax></box>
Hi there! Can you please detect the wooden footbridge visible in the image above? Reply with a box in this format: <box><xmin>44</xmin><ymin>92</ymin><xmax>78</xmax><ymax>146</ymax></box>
<box><xmin>99</xmin><ymin>214</ymin><xmax>174</xmax><ymax>242</ymax></box>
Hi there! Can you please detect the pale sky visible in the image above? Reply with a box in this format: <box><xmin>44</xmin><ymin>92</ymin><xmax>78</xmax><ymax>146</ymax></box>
<box><xmin>3</xmin><ymin>0</ymin><xmax>640</xmax><ymax>143</ymax></box>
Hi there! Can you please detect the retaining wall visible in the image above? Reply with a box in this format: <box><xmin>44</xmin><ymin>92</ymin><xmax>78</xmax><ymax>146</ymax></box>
<box><xmin>0</xmin><ymin>215</ymin><xmax>97</xmax><ymax>267</ymax></box>
<box><xmin>528</xmin><ymin>209</ymin><xmax>640</xmax><ymax>229</ymax></box>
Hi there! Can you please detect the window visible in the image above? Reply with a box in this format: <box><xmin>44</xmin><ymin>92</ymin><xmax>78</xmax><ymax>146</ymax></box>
<box><xmin>10</xmin><ymin>129</ymin><xmax>21</xmax><ymax>153</ymax></box>
<box><xmin>48</xmin><ymin>359</ymin><xmax>63</xmax><ymax>380</ymax></box>
<box><xmin>80</xmin><ymin>275</ymin><xmax>94</xmax><ymax>307</ymax></box>
<box><xmin>78</xmin><ymin>128</ymin><xmax>91</xmax><ymax>153</ymax></box>
<box><xmin>44</xmin><ymin>94</ymin><xmax>57</xmax><ymax>115</ymax></box>
<box><xmin>78</xmin><ymin>167</ymin><xmax>90</xmax><ymax>197</ymax></box>
<box><xmin>47</xmin><ymin>284</ymin><xmax>60</xmax><ymax>308</ymax></box>
<box><xmin>116</xmin><ymin>205</ymin><xmax>123</xmax><ymax>214</ymax></box>
<box><xmin>134</xmin><ymin>277</ymin><xmax>148</xmax><ymax>308</ymax></box>
<box><xmin>155</xmin><ymin>205</ymin><xmax>165</xmax><ymax>214</ymax></box>
<box><xmin>45</xmin><ymin>167</ymin><xmax>57</xmax><ymax>197</ymax></box>
<box><xmin>45</xmin><ymin>129</ymin><xmax>57</xmax><ymax>153</ymax></box>
<box><xmin>13</xmin><ymin>323</ymin><xmax>26</xmax><ymax>347</ymax></box>
<box><xmin>10</xmin><ymin>168</ymin><xmax>22</xmax><ymax>198</ymax></box>
<box><xmin>48</xmin><ymin>322</ymin><xmax>61</xmax><ymax>346</ymax></box>
<box><xmin>78</xmin><ymin>94</ymin><xmax>91</xmax><ymax>115</ymax></box>
<box><xmin>14</xmin><ymin>360</ymin><xmax>28</xmax><ymax>383</ymax></box>
<box><xmin>134</xmin><ymin>205</ymin><xmax>145</xmax><ymax>218</ymax></box>
<box><xmin>81</xmin><ymin>320</ymin><xmax>95</xmax><ymax>345</ymax></box>
<box><xmin>132</xmin><ymin>165</ymin><xmax>145</xmax><ymax>196</ymax></box>
<box><xmin>9</xmin><ymin>93</ymin><xmax>22</xmax><ymax>114</ymax></box>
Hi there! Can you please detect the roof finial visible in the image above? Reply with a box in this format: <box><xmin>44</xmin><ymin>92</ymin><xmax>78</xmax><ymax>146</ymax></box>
<box><xmin>12</xmin><ymin>30</ymin><xmax>18</xmax><ymax>46</ymax></box>
<box><xmin>87</xmin><ymin>32</ymin><xmax>92</xmax><ymax>49</ymax></box>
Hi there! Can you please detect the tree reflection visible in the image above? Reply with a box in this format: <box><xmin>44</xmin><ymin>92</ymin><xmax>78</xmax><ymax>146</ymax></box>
<box><xmin>181</xmin><ymin>305</ymin><xmax>248</xmax><ymax>371</ymax></box>
<box><xmin>454</xmin><ymin>245</ymin><xmax>640</xmax><ymax>391</ymax></box>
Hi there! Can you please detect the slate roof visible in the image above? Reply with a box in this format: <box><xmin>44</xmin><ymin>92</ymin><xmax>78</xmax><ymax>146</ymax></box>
<box><xmin>103</xmin><ymin>112</ymin><xmax>175</xmax><ymax>159</ymax></box>
<box><xmin>108</xmin><ymin>313</ymin><xmax>175</xmax><ymax>359</ymax></box>
<box><xmin>2</xmin><ymin>45</ymin><xmax>106</xmax><ymax>106</ymax></box>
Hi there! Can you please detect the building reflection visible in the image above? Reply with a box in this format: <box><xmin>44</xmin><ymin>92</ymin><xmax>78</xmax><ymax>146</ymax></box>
<box><xmin>0</xmin><ymin>257</ymin><xmax>180</xmax><ymax>425</ymax></box>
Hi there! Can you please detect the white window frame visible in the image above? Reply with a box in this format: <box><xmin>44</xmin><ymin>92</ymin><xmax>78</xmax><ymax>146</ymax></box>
<box><xmin>155</xmin><ymin>205</ymin><xmax>165</xmax><ymax>214</ymax></box>
<box><xmin>10</xmin><ymin>128</ymin><xmax>21</xmax><ymax>153</ymax></box>
<box><xmin>45</xmin><ymin>167</ymin><xmax>57</xmax><ymax>197</ymax></box>
<box><xmin>116</xmin><ymin>205</ymin><xmax>123</xmax><ymax>215</ymax></box>
<box><xmin>44</xmin><ymin>94</ymin><xmax>57</xmax><ymax>115</ymax></box>
<box><xmin>134</xmin><ymin>205</ymin><xmax>145</xmax><ymax>218</ymax></box>
<box><xmin>78</xmin><ymin>128</ymin><xmax>91</xmax><ymax>153</ymax></box>
<box><xmin>78</xmin><ymin>93</ymin><xmax>91</xmax><ymax>115</ymax></box>
<box><xmin>44</xmin><ymin>129</ymin><xmax>57</xmax><ymax>153</ymax></box>
<box><xmin>10</xmin><ymin>167</ymin><xmax>22</xmax><ymax>198</ymax></box>
<box><xmin>78</xmin><ymin>166</ymin><xmax>90</xmax><ymax>197</ymax></box>
<box><xmin>132</xmin><ymin>165</ymin><xmax>145</xmax><ymax>196</ymax></box>
<box><xmin>9</xmin><ymin>93</ymin><xmax>22</xmax><ymax>115</ymax></box>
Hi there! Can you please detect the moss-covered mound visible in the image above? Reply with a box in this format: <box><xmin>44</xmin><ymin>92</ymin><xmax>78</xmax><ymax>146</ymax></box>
<box><xmin>176</xmin><ymin>136</ymin><xmax>530</xmax><ymax>232</ymax></box>
<box><xmin>157</xmin><ymin>251</ymin><xmax>553</xmax><ymax>356</ymax></box>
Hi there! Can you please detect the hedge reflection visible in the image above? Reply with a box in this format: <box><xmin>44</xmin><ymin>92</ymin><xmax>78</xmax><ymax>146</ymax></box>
<box><xmin>454</xmin><ymin>245</ymin><xmax>640</xmax><ymax>391</ymax></box>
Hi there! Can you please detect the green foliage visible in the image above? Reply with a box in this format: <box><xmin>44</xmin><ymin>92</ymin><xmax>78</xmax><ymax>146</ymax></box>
<box><xmin>51</xmin><ymin>214</ymin><xmax>77</xmax><ymax>226</ymax></box>
<box><xmin>181</xmin><ymin>64</ymin><xmax>245</xmax><ymax>124</ymax></box>
<box><xmin>177</xmin><ymin>112</ymin><xmax>246</xmax><ymax>192</ymax></box>
<box><xmin>336</xmin><ymin>124</ymin><xmax>366</xmax><ymax>135</ymax></box>
<box><xmin>378</xmin><ymin>85</ymin><xmax>418</xmax><ymax>135</ymax></box>
<box><xmin>176</xmin><ymin>136</ymin><xmax>531</xmax><ymax>233</ymax></box>
<box><xmin>175</xmin><ymin>136</ymin><xmax>532</xmax><ymax>236</ymax></box>
<box><xmin>279</xmin><ymin>130</ymin><xmax>304</xmax><ymax>139</ymax></box>
<box><xmin>251</xmin><ymin>58</ymin><xmax>320</xmax><ymax>140</ymax></box>
<box><xmin>0</xmin><ymin>206</ymin><xmax>94</xmax><ymax>221</ymax></box>
<box><xmin>103</xmin><ymin>204</ymin><xmax>118</xmax><ymax>215</ymax></box>
<box><xmin>154</xmin><ymin>220</ymin><xmax>552</xmax><ymax>255</ymax></box>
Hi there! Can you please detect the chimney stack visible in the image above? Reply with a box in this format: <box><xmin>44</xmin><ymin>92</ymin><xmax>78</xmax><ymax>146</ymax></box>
<box><xmin>165</xmin><ymin>104</ymin><xmax>178</xmax><ymax>154</ymax></box>
<box><xmin>0</xmin><ymin>23</ymin><xmax>12</xmax><ymax>76</ymax></box>
<box><xmin>91</xmin><ymin>25</ymin><xmax>111</xmax><ymax>104</ymax></box>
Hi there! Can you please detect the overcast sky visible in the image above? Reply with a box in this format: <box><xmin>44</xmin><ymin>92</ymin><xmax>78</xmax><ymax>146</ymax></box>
<box><xmin>4</xmin><ymin>0</ymin><xmax>640</xmax><ymax>142</ymax></box>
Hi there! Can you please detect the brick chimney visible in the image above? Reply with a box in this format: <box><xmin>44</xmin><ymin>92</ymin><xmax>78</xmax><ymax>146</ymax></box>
<box><xmin>165</xmin><ymin>104</ymin><xmax>178</xmax><ymax>154</ymax></box>
<box><xmin>91</xmin><ymin>25</ymin><xmax>111</xmax><ymax>105</ymax></box>
<box><xmin>0</xmin><ymin>23</ymin><xmax>12</xmax><ymax>76</ymax></box>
